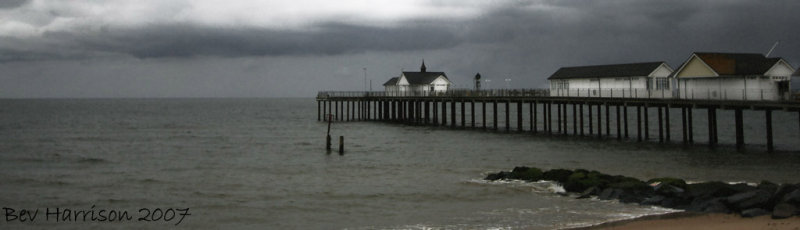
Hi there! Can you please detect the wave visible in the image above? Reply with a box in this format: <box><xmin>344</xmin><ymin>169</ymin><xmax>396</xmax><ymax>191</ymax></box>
<box><xmin>76</xmin><ymin>157</ymin><xmax>110</xmax><ymax>164</ymax></box>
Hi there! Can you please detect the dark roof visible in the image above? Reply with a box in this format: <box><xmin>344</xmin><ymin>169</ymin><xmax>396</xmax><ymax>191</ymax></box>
<box><xmin>548</xmin><ymin>62</ymin><xmax>666</xmax><ymax>80</ymax></box>
<box><xmin>794</xmin><ymin>69</ymin><xmax>800</xmax><ymax>76</ymax></box>
<box><xmin>693</xmin><ymin>52</ymin><xmax>780</xmax><ymax>75</ymax></box>
<box><xmin>401</xmin><ymin>71</ymin><xmax>448</xmax><ymax>85</ymax></box>
<box><xmin>383</xmin><ymin>77</ymin><xmax>398</xmax><ymax>86</ymax></box>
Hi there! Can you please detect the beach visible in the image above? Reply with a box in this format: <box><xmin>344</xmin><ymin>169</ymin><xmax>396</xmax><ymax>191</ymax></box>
<box><xmin>577</xmin><ymin>212</ymin><xmax>800</xmax><ymax>230</ymax></box>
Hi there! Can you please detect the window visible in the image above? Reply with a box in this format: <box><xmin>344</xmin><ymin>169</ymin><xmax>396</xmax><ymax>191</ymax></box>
<box><xmin>655</xmin><ymin>78</ymin><xmax>669</xmax><ymax>90</ymax></box>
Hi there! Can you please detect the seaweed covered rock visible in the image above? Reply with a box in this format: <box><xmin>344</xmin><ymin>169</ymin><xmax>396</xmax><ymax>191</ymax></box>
<box><xmin>542</xmin><ymin>169</ymin><xmax>573</xmax><ymax>183</ymax></box>
<box><xmin>647</xmin><ymin>177</ymin><xmax>688</xmax><ymax>189</ymax></box>
<box><xmin>508</xmin><ymin>166</ymin><xmax>544</xmax><ymax>181</ymax></box>
<box><xmin>482</xmin><ymin>167</ymin><xmax>800</xmax><ymax>219</ymax></box>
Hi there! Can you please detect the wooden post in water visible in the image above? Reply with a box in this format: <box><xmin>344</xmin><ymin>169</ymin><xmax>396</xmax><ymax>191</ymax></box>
<box><xmin>707</xmin><ymin>107</ymin><xmax>715</xmax><ymax>145</ymax></box>
<box><xmin>442</xmin><ymin>100</ymin><xmax>447</xmax><ymax>125</ymax></box>
<box><xmin>432</xmin><ymin>100</ymin><xmax>438</xmax><ymax>125</ymax></box>
<box><xmin>573</xmin><ymin>103</ymin><xmax>578</xmax><ymax>135</ymax></box>
<box><xmin>616</xmin><ymin>105</ymin><xmax>621</xmax><ymax>139</ymax></box>
<box><xmin>451</xmin><ymin>100</ymin><xmax>456</xmax><ymax>128</ymax></box>
<box><xmin>637</xmin><ymin>105</ymin><xmax>642</xmax><ymax>142</ymax></box>
<box><xmin>322</xmin><ymin>100</ymin><xmax>327</xmax><ymax>121</ymax></box>
<box><xmin>766</xmin><ymin>109</ymin><xmax>774</xmax><ymax>152</ymax></box>
<box><xmin>471</xmin><ymin>100</ymin><xmax>475</xmax><ymax>128</ymax></box>
<box><xmin>665</xmin><ymin>106</ymin><xmax>671</xmax><ymax>142</ymax></box>
<box><xmin>557</xmin><ymin>102</ymin><xmax>562</xmax><ymax>134</ymax></box>
<box><xmin>644</xmin><ymin>106</ymin><xmax>649</xmax><ymax>140</ymax></box>
<box><xmin>318</xmin><ymin>101</ymin><xmax>321</xmax><ymax>121</ymax></box>
<box><xmin>530</xmin><ymin>101</ymin><xmax>534</xmax><ymax>132</ymax></box>
<box><xmin>623</xmin><ymin>105</ymin><xmax>629</xmax><ymax>138</ymax></box>
<box><xmin>462</xmin><ymin>100</ymin><xmax>466</xmax><ymax>128</ymax></box>
<box><xmin>517</xmin><ymin>101</ymin><xmax>523</xmax><ymax>131</ymax></box>
<box><xmin>563</xmin><ymin>103</ymin><xmax>569</xmax><ymax>134</ymax></box>
<box><xmin>547</xmin><ymin>102</ymin><xmax>553</xmax><ymax>134</ymax></box>
<box><xmin>688</xmin><ymin>107</ymin><xmax>694</xmax><ymax>143</ymax></box>
<box><xmin>605</xmin><ymin>104</ymin><xmax>610</xmax><ymax>136</ymax></box>
<box><xmin>735</xmin><ymin>108</ymin><xmax>744</xmax><ymax>149</ymax></box>
<box><xmin>533</xmin><ymin>101</ymin><xmax>538</xmax><ymax>133</ymax></box>
<box><xmin>505</xmin><ymin>101</ymin><xmax>510</xmax><ymax>131</ymax></box>
<box><xmin>579</xmin><ymin>103</ymin><xmax>584</xmax><ymax>136</ymax></box>
<box><xmin>482</xmin><ymin>101</ymin><xmax>487</xmax><ymax>129</ymax></box>
<box><xmin>658</xmin><ymin>106</ymin><xmax>664</xmax><ymax>143</ymax></box>
<box><xmin>338</xmin><ymin>136</ymin><xmax>344</xmax><ymax>155</ymax></box>
<box><xmin>597</xmin><ymin>104</ymin><xmax>602</xmax><ymax>137</ymax></box>
<box><xmin>493</xmin><ymin>100</ymin><xmax>498</xmax><ymax>130</ymax></box>
<box><xmin>682</xmin><ymin>107</ymin><xmax>687</xmax><ymax>143</ymax></box>
<box><xmin>588</xmin><ymin>103</ymin><xmax>593</xmax><ymax>135</ymax></box>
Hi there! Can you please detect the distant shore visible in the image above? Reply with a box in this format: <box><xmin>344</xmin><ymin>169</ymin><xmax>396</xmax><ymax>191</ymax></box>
<box><xmin>570</xmin><ymin>212</ymin><xmax>800</xmax><ymax>230</ymax></box>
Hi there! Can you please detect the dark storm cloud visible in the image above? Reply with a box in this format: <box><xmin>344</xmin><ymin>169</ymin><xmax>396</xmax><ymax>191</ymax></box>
<box><xmin>0</xmin><ymin>0</ymin><xmax>28</xmax><ymax>8</ymax></box>
<box><xmin>3</xmin><ymin>0</ymin><xmax>800</xmax><ymax>64</ymax></box>
<box><xmin>36</xmin><ymin>23</ymin><xmax>461</xmax><ymax>59</ymax></box>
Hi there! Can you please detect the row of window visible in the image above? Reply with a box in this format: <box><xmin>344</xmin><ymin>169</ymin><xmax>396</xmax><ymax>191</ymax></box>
<box><xmin>551</xmin><ymin>78</ymin><xmax>670</xmax><ymax>90</ymax></box>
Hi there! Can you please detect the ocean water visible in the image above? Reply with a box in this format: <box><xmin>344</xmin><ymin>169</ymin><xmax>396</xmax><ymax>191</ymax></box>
<box><xmin>1</xmin><ymin>98</ymin><xmax>799</xmax><ymax>229</ymax></box>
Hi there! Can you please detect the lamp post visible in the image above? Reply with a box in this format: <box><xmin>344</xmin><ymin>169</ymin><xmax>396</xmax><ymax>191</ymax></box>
<box><xmin>363</xmin><ymin>68</ymin><xmax>367</xmax><ymax>92</ymax></box>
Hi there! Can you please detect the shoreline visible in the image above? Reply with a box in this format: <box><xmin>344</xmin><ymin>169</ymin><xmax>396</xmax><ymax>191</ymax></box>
<box><xmin>568</xmin><ymin>212</ymin><xmax>800</xmax><ymax>230</ymax></box>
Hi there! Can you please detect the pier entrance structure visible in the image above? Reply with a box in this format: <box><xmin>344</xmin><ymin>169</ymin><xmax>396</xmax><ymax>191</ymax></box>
<box><xmin>317</xmin><ymin>90</ymin><xmax>800</xmax><ymax>152</ymax></box>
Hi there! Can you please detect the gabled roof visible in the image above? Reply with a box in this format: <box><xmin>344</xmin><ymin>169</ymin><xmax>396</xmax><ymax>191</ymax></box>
<box><xmin>548</xmin><ymin>62</ymin><xmax>666</xmax><ymax>80</ymax></box>
<box><xmin>691</xmin><ymin>52</ymin><xmax>781</xmax><ymax>76</ymax></box>
<box><xmin>383</xmin><ymin>77</ymin><xmax>398</xmax><ymax>86</ymax></box>
<box><xmin>401</xmin><ymin>71</ymin><xmax>448</xmax><ymax>85</ymax></box>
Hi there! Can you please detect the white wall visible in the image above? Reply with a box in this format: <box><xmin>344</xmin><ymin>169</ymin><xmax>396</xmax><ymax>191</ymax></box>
<box><xmin>678</xmin><ymin>77</ymin><xmax>780</xmax><ymax>100</ymax></box>
<box><xmin>549</xmin><ymin>76</ymin><xmax>671</xmax><ymax>98</ymax></box>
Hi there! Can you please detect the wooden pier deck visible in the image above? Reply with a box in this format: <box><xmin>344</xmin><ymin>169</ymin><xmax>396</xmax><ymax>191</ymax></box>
<box><xmin>316</xmin><ymin>89</ymin><xmax>800</xmax><ymax>152</ymax></box>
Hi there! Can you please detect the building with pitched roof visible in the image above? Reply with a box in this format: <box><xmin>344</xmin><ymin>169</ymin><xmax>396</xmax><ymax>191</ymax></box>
<box><xmin>383</xmin><ymin>61</ymin><xmax>452</xmax><ymax>96</ymax></box>
<box><xmin>547</xmin><ymin>62</ymin><xmax>674</xmax><ymax>98</ymax></box>
<box><xmin>673</xmin><ymin>52</ymin><xmax>794</xmax><ymax>100</ymax></box>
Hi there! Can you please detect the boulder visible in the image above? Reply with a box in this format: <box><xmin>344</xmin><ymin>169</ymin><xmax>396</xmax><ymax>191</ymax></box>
<box><xmin>726</xmin><ymin>190</ymin><xmax>772</xmax><ymax>211</ymax></box>
<box><xmin>598</xmin><ymin>188</ymin><xmax>623</xmax><ymax>200</ymax></box>
<box><xmin>542</xmin><ymin>169</ymin><xmax>573</xmax><ymax>183</ymax></box>
<box><xmin>641</xmin><ymin>195</ymin><xmax>665</xmax><ymax>205</ymax></box>
<box><xmin>647</xmin><ymin>177</ymin><xmax>688</xmax><ymax>189</ymax></box>
<box><xmin>509</xmin><ymin>167</ymin><xmax>543</xmax><ymax>181</ymax></box>
<box><xmin>654</xmin><ymin>184</ymin><xmax>685</xmax><ymax>197</ymax></box>
<box><xmin>564</xmin><ymin>171</ymin><xmax>604</xmax><ymax>193</ymax></box>
<box><xmin>757</xmin><ymin>180</ymin><xmax>779</xmax><ymax>194</ymax></box>
<box><xmin>484</xmin><ymin>171</ymin><xmax>508</xmax><ymax>181</ymax></box>
<box><xmin>741</xmin><ymin>208</ymin><xmax>769</xmax><ymax>218</ymax></box>
<box><xmin>781</xmin><ymin>189</ymin><xmax>800</xmax><ymax>206</ymax></box>
<box><xmin>685</xmin><ymin>182</ymin><xmax>753</xmax><ymax>200</ymax></box>
<box><xmin>771</xmin><ymin>203</ymin><xmax>797</xmax><ymax>219</ymax></box>
<box><xmin>578</xmin><ymin>186</ymin><xmax>600</xmax><ymax>199</ymax></box>
<box><xmin>687</xmin><ymin>197</ymin><xmax>730</xmax><ymax>213</ymax></box>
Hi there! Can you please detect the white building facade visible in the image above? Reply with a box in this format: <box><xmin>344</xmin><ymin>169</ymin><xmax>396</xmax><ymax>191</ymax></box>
<box><xmin>383</xmin><ymin>61</ymin><xmax>452</xmax><ymax>96</ymax></box>
<box><xmin>673</xmin><ymin>52</ymin><xmax>794</xmax><ymax>101</ymax></box>
<box><xmin>548</xmin><ymin>62</ymin><xmax>674</xmax><ymax>98</ymax></box>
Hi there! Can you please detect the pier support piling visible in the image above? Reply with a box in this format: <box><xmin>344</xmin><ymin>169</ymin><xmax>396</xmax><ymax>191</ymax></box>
<box><xmin>658</xmin><ymin>106</ymin><xmax>664</xmax><ymax>143</ymax></box>
<box><xmin>767</xmin><ymin>109</ymin><xmax>774</xmax><ymax>152</ymax></box>
<box><xmin>517</xmin><ymin>101</ymin><xmax>523</xmax><ymax>131</ymax></box>
<box><xmin>637</xmin><ymin>105</ymin><xmax>642</xmax><ymax>142</ymax></box>
<box><xmin>505</xmin><ymin>101</ymin><xmax>510</xmax><ymax>131</ymax></box>
<box><xmin>735</xmin><ymin>109</ymin><xmax>744</xmax><ymax>149</ymax></box>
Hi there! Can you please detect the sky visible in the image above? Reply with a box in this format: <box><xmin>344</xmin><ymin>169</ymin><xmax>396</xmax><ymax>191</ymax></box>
<box><xmin>1</xmin><ymin>0</ymin><xmax>799</xmax><ymax>98</ymax></box>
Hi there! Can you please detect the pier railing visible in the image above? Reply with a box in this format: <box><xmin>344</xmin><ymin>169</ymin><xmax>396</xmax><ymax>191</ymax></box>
<box><xmin>319</xmin><ymin>88</ymin><xmax>792</xmax><ymax>101</ymax></box>
<box><xmin>317</xmin><ymin>89</ymin><xmax>550</xmax><ymax>98</ymax></box>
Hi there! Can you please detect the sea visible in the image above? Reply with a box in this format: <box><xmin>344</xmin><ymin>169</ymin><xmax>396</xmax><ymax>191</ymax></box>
<box><xmin>1</xmin><ymin>98</ymin><xmax>799</xmax><ymax>229</ymax></box>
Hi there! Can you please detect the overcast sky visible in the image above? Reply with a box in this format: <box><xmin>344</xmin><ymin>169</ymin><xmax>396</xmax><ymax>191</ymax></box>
<box><xmin>1</xmin><ymin>0</ymin><xmax>799</xmax><ymax>98</ymax></box>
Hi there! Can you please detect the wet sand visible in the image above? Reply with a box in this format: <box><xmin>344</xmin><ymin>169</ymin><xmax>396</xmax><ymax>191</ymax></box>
<box><xmin>572</xmin><ymin>212</ymin><xmax>800</xmax><ymax>230</ymax></box>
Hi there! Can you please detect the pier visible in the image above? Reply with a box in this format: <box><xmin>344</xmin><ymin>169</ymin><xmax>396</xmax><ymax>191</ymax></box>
<box><xmin>316</xmin><ymin>89</ymin><xmax>800</xmax><ymax>152</ymax></box>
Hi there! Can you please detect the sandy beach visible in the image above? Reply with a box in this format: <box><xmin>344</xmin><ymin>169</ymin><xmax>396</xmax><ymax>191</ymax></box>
<box><xmin>574</xmin><ymin>212</ymin><xmax>800</xmax><ymax>230</ymax></box>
